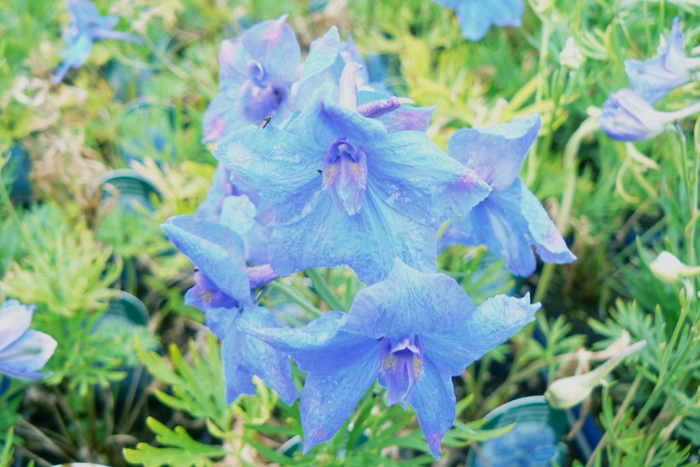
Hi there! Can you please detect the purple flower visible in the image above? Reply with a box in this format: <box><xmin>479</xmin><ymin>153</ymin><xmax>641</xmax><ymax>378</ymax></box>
<box><xmin>202</xmin><ymin>16</ymin><xmax>301</xmax><ymax>143</ymax></box>
<box><xmin>440</xmin><ymin>115</ymin><xmax>575</xmax><ymax>276</ymax></box>
<box><xmin>0</xmin><ymin>300</ymin><xmax>57</xmax><ymax>381</ymax></box>
<box><xmin>53</xmin><ymin>0</ymin><xmax>142</xmax><ymax>84</ymax></box>
<box><xmin>599</xmin><ymin>88</ymin><xmax>700</xmax><ymax>141</ymax></box>
<box><xmin>161</xmin><ymin>216</ymin><xmax>297</xmax><ymax>404</ymax></box>
<box><xmin>240</xmin><ymin>260</ymin><xmax>539</xmax><ymax>457</ymax></box>
<box><xmin>432</xmin><ymin>0</ymin><xmax>524</xmax><ymax>41</ymax></box>
<box><xmin>214</xmin><ymin>62</ymin><xmax>490</xmax><ymax>285</ymax></box>
<box><xmin>625</xmin><ymin>18</ymin><xmax>700</xmax><ymax>103</ymax></box>
<box><xmin>196</xmin><ymin>163</ymin><xmax>274</xmax><ymax>265</ymax></box>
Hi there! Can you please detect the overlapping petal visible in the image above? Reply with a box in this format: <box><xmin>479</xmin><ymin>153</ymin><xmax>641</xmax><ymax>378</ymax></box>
<box><xmin>0</xmin><ymin>300</ymin><xmax>34</xmax><ymax>354</ymax></box>
<box><xmin>0</xmin><ymin>331</ymin><xmax>58</xmax><ymax>380</ymax></box>
<box><xmin>434</xmin><ymin>0</ymin><xmax>523</xmax><ymax>41</ymax></box>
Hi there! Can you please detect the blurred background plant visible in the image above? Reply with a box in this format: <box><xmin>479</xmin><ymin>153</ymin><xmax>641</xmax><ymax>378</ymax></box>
<box><xmin>1</xmin><ymin>0</ymin><xmax>700</xmax><ymax>465</ymax></box>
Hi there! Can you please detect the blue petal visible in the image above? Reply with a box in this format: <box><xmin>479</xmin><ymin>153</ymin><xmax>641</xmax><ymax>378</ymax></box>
<box><xmin>0</xmin><ymin>330</ymin><xmax>57</xmax><ymax>381</ymax></box>
<box><xmin>300</xmin><ymin>348</ymin><xmax>380</xmax><ymax>453</ymax></box>
<box><xmin>358</xmin><ymin>89</ymin><xmax>436</xmax><ymax>133</ymax></box>
<box><xmin>269</xmin><ymin>187</ymin><xmax>443</xmax><ymax>284</ymax></box>
<box><xmin>220</xmin><ymin>195</ymin><xmax>257</xmax><ymax>237</ymax></box>
<box><xmin>447</xmin><ymin>0</ymin><xmax>523</xmax><ymax>41</ymax></box>
<box><xmin>224</xmin><ymin>307</ymin><xmax>298</xmax><ymax>405</ymax></box>
<box><xmin>213</xmin><ymin>126</ymin><xmax>321</xmax><ymax>224</ymax></box>
<box><xmin>195</xmin><ymin>164</ymin><xmax>229</xmax><ymax>221</ymax></box>
<box><xmin>448</xmin><ymin>115</ymin><xmax>541</xmax><ymax>191</ymax></box>
<box><xmin>162</xmin><ymin>216</ymin><xmax>252</xmax><ymax>307</ymax></box>
<box><xmin>344</xmin><ymin>260</ymin><xmax>476</xmax><ymax>343</ymax></box>
<box><xmin>296</xmin><ymin>26</ymin><xmax>345</xmax><ymax>109</ymax></box>
<box><xmin>625</xmin><ymin>18</ymin><xmax>689</xmax><ymax>103</ymax></box>
<box><xmin>371</xmin><ymin>131</ymin><xmax>491</xmax><ymax>227</ymax></box>
<box><xmin>599</xmin><ymin>89</ymin><xmax>665</xmax><ymax>142</ymax></box>
<box><xmin>291</xmin><ymin>83</ymin><xmax>388</xmax><ymax>152</ymax></box>
<box><xmin>201</xmin><ymin>93</ymin><xmax>248</xmax><ymax>143</ymax></box>
<box><xmin>421</xmin><ymin>294</ymin><xmax>539</xmax><ymax>376</ymax></box>
<box><xmin>0</xmin><ymin>300</ymin><xmax>33</xmax><ymax>353</ymax></box>
<box><xmin>410</xmin><ymin>358</ymin><xmax>455</xmax><ymax>459</ymax></box>
<box><xmin>241</xmin><ymin>15</ymin><xmax>301</xmax><ymax>86</ymax></box>
<box><xmin>239</xmin><ymin>310</ymin><xmax>379</xmax><ymax>374</ymax></box>
<box><xmin>519</xmin><ymin>180</ymin><xmax>576</xmax><ymax>265</ymax></box>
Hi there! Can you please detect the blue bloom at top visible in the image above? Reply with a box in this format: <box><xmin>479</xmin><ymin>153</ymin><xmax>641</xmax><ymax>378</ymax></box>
<box><xmin>432</xmin><ymin>0</ymin><xmax>524</xmax><ymax>41</ymax></box>
<box><xmin>240</xmin><ymin>260</ymin><xmax>539</xmax><ymax>458</ymax></box>
<box><xmin>625</xmin><ymin>18</ymin><xmax>700</xmax><ymax>104</ymax></box>
<box><xmin>0</xmin><ymin>300</ymin><xmax>57</xmax><ymax>381</ymax></box>
<box><xmin>474</xmin><ymin>422</ymin><xmax>561</xmax><ymax>467</ymax></box>
<box><xmin>215</xmin><ymin>62</ymin><xmax>490</xmax><ymax>285</ymax></box>
<box><xmin>439</xmin><ymin>115</ymin><xmax>575</xmax><ymax>277</ymax></box>
<box><xmin>53</xmin><ymin>0</ymin><xmax>142</xmax><ymax>84</ymax></box>
<box><xmin>196</xmin><ymin>163</ymin><xmax>274</xmax><ymax>265</ymax></box>
<box><xmin>202</xmin><ymin>16</ymin><xmax>301</xmax><ymax>143</ymax></box>
<box><xmin>161</xmin><ymin>216</ymin><xmax>298</xmax><ymax>405</ymax></box>
<box><xmin>599</xmin><ymin>88</ymin><xmax>700</xmax><ymax>141</ymax></box>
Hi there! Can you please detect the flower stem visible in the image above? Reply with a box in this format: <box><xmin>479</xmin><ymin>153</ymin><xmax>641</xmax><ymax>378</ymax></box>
<box><xmin>305</xmin><ymin>268</ymin><xmax>347</xmax><ymax>312</ymax></box>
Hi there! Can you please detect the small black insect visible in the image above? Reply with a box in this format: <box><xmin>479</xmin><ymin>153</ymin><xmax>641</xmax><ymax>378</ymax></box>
<box><xmin>317</xmin><ymin>169</ymin><xmax>322</xmax><ymax>174</ymax></box>
<box><xmin>257</xmin><ymin>116</ymin><xmax>272</xmax><ymax>131</ymax></box>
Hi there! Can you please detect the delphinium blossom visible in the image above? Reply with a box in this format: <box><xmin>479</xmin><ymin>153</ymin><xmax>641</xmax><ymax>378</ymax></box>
<box><xmin>162</xmin><ymin>216</ymin><xmax>298</xmax><ymax>405</ymax></box>
<box><xmin>195</xmin><ymin>163</ymin><xmax>274</xmax><ymax>265</ymax></box>
<box><xmin>240</xmin><ymin>260</ymin><xmax>539</xmax><ymax>457</ymax></box>
<box><xmin>599</xmin><ymin>88</ymin><xmax>700</xmax><ymax>141</ymax></box>
<box><xmin>625</xmin><ymin>18</ymin><xmax>700</xmax><ymax>104</ymax></box>
<box><xmin>214</xmin><ymin>62</ymin><xmax>491</xmax><ymax>285</ymax></box>
<box><xmin>53</xmin><ymin>0</ymin><xmax>142</xmax><ymax>84</ymax></box>
<box><xmin>439</xmin><ymin>115</ymin><xmax>576</xmax><ymax>276</ymax></box>
<box><xmin>432</xmin><ymin>0</ymin><xmax>523</xmax><ymax>41</ymax></box>
<box><xmin>202</xmin><ymin>15</ymin><xmax>301</xmax><ymax>143</ymax></box>
<box><xmin>0</xmin><ymin>300</ymin><xmax>57</xmax><ymax>380</ymax></box>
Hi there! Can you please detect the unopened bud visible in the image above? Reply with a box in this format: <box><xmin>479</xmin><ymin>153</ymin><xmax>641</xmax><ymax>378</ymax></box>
<box><xmin>560</xmin><ymin>38</ymin><xmax>583</xmax><ymax>71</ymax></box>
<box><xmin>649</xmin><ymin>251</ymin><xmax>700</xmax><ymax>284</ymax></box>
<box><xmin>545</xmin><ymin>340</ymin><xmax>647</xmax><ymax>409</ymax></box>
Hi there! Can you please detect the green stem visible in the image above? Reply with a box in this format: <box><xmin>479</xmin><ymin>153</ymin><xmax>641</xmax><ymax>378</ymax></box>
<box><xmin>305</xmin><ymin>268</ymin><xmax>347</xmax><ymax>311</ymax></box>
<box><xmin>534</xmin><ymin>117</ymin><xmax>599</xmax><ymax>303</ymax></box>
<box><xmin>269</xmin><ymin>281</ymin><xmax>323</xmax><ymax>318</ymax></box>
<box><xmin>526</xmin><ymin>19</ymin><xmax>553</xmax><ymax>186</ymax></box>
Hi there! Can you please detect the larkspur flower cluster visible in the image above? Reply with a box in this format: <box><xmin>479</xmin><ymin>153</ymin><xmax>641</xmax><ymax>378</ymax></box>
<box><xmin>164</xmin><ymin>16</ymin><xmax>575</xmax><ymax>458</ymax></box>
<box><xmin>600</xmin><ymin>17</ymin><xmax>700</xmax><ymax>141</ymax></box>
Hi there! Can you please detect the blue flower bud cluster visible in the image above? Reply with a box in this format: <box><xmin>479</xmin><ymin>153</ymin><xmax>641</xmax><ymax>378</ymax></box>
<box><xmin>162</xmin><ymin>16</ymin><xmax>576</xmax><ymax>458</ymax></box>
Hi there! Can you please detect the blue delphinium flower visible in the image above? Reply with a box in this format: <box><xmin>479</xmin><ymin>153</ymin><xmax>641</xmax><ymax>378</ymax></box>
<box><xmin>162</xmin><ymin>216</ymin><xmax>298</xmax><ymax>405</ymax></box>
<box><xmin>432</xmin><ymin>0</ymin><xmax>524</xmax><ymax>41</ymax></box>
<box><xmin>215</xmin><ymin>62</ymin><xmax>490</xmax><ymax>285</ymax></box>
<box><xmin>599</xmin><ymin>88</ymin><xmax>700</xmax><ymax>141</ymax></box>
<box><xmin>474</xmin><ymin>422</ymin><xmax>561</xmax><ymax>467</ymax></box>
<box><xmin>240</xmin><ymin>260</ymin><xmax>539</xmax><ymax>457</ymax></box>
<box><xmin>0</xmin><ymin>300</ymin><xmax>57</xmax><ymax>380</ymax></box>
<box><xmin>439</xmin><ymin>115</ymin><xmax>575</xmax><ymax>276</ymax></box>
<box><xmin>196</xmin><ymin>164</ymin><xmax>274</xmax><ymax>265</ymax></box>
<box><xmin>53</xmin><ymin>0</ymin><xmax>142</xmax><ymax>84</ymax></box>
<box><xmin>625</xmin><ymin>18</ymin><xmax>700</xmax><ymax>104</ymax></box>
<box><xmin>202</xmin><ymin>15</ymin><xmax>301</xmax><ymax>143</ymax></box>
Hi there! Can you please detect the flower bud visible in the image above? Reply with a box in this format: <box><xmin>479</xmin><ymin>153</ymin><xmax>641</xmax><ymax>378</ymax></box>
<box><xmin>545</xmin><ymin>340</ymin><xmax>647</xmax><ymax>409</ymax></box>
<box><xmin>649</xmin><ymin>251</ymin><xmax>700</xmax><ymax>284</ymax></box>
<box><xmin>560</xmin><ymin>38</ymin><xmax>583</xmax><ymax>71</ymax></box>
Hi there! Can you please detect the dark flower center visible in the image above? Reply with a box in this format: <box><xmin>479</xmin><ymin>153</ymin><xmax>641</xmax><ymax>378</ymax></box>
<box><xmin>322</xmin><ymin>138</ymin><xmax>368</xmax><ymax>216</ymax></box>
<box><xmin>380</xmin><ymin>336</ymin><xmax>424</xmax><ymax>408</ymax></box>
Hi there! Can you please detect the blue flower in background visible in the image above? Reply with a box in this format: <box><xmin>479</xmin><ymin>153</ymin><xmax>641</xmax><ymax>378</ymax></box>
<box><xmin>241</xmin><ymin>260</ymin><xmax>539</xmax><ymax>457</ymax></box>
<box><xmin>202</xmin><ymin>15</ymin><xmax>301</xmax><ymax>143</ymax></box>
<box><xmin>215</xmin><ymin>62</ymin><xmax>491</xmax><ymax>285</ymax></box>
<box><xmin>196</xmin><ymin>163</ymin><xmax>274</xmax><ymax>265</ymax></box>
<box><xmin>474</xmin><ymin>422</ymin><xmax>561</xmax><ymax>467</ymax></box>
<box><xmin>161</xmin><ymin>216</ymin><xmax>297</xmax><ymax>405</ymax></box>
<box><xmin>0</xmin><ymin>300</ymin><xmax>57</xmax><ymax>381</ymax></box>
<box><xmin>599</xmin><ymin>88</ymin><xmax>700</xmax><ymax>141</ymax></box>
<box><xmin>297</xmin><ymin>27</ymin><xmax>436</xmax><ymax>132</ymax></box>
<box><xmin>439</xmin><ymin>115</ymin><xmax>575</xmax><ymax>277</ymax></box>
<box><xmin>432</xmin><ymin>0</ymin><xmax>524</xmax><ymax>41</ymax></box>
<box><xmin>625</xmin><ymin>18</ymin><xmax>700</xmax><ymax>104</ymax></box>
<box><xmin>53</xmin><ymin>0</ymin><xmax>142</xmax><ymax>84</ymax></box>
